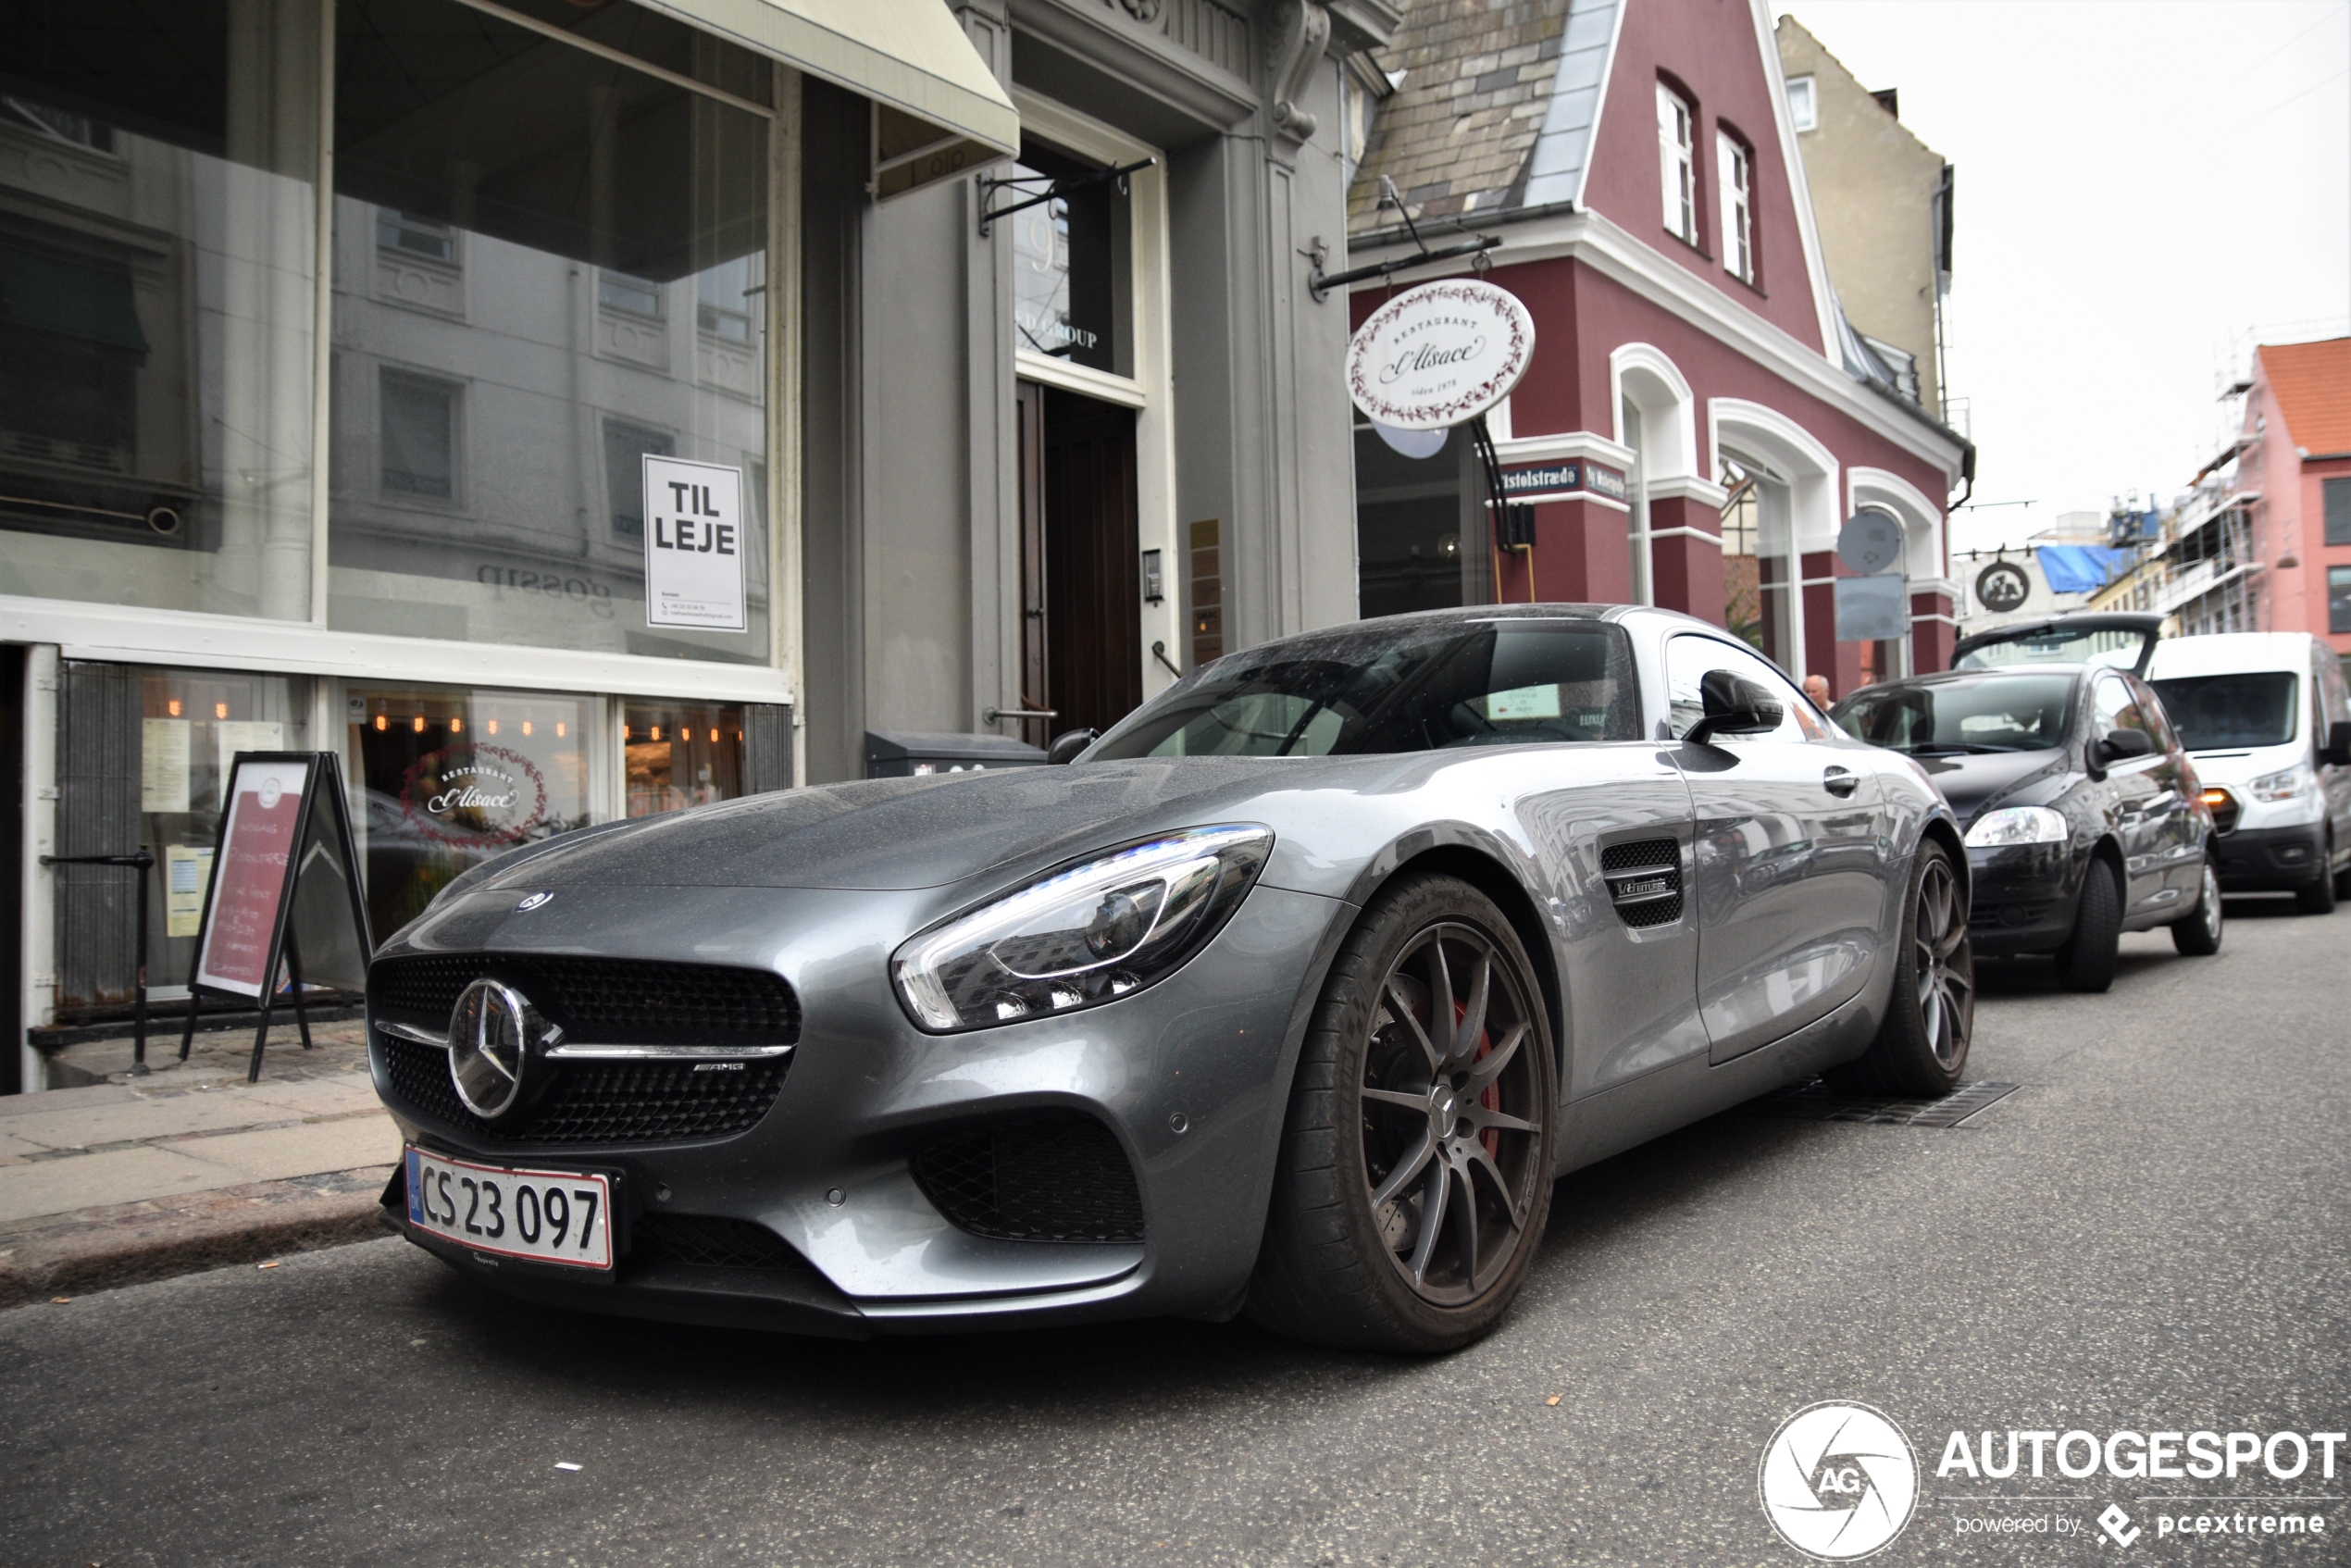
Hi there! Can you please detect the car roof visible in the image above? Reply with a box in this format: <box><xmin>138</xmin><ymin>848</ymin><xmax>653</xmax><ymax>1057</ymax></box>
<box><xmin>2146</xmin><ymin>631</ymin><xmax>2320</xmax><ymax>679</ymax></box>
<box><xmin>1837</xmin><ymin>665</ymin><xmax>2090</xmax><ymax>699</ymax></box>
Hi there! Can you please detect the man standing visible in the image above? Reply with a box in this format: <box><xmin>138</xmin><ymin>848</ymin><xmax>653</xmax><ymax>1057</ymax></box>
<box><xmin>1803</xmin><ymin>673</ymin><xmax>1833</xmax><ymax>712</ymax></box>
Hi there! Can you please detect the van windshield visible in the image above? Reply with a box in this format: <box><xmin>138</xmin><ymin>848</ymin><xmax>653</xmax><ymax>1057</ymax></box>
<box><xmin>2149</xmin><ymin>672</ymin><xmax>2298</xmax><ymax>751</ymax></box>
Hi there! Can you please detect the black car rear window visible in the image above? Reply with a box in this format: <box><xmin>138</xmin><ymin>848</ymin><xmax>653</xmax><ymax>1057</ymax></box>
<box><xmin>2149</xmin><ymin>672</ymin><xmax>2298</xmax><ymax>751</ymax></box>
<box><xmin>1089</xmin><ymin>620</ymin><xmax>1640</xmax><ymax>758</ymax></box>
<box><xmin>1833</xmin><ymin>673</ymin><xmax>2076</xmax><ymax>754</ymax></box>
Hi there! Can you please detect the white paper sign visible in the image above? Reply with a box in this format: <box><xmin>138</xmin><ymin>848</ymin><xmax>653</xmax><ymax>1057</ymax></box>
<box><xmin>1346</xmin><ymin>279</ymin><xmax>1536</xmax><ymax>431</ymax></box>
<box><xmin>143</xmin><ymin>718</ymin><xmax>191</xmax><ymax>814</ymax></box>
<box><xmin>642</xmin><ymin>454</ymin><xmax>747</xmax><ymax>631</ymax></box>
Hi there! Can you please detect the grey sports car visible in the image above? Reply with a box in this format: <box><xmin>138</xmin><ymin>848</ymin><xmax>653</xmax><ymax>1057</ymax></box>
<box><xmin>369</xmin><ymin>605</ymin><xmax>1970</xmax><ymax>1352</ymax></box>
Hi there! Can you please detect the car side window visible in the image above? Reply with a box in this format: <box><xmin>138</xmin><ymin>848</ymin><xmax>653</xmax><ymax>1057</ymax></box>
<box><xmin>2127</xmin><ymin>675</ymin><xmax>2179</xmax><ymax>753</ymax></box>
<box><xmin>1663</xmin><ymin>635</ymin><xmax>1810</xmax><ymax>742</ymax></box>
<box><xmin>2091</xmin><ymin>673</ymin><xmax>2144</xmax><ymax>741</ymax></box>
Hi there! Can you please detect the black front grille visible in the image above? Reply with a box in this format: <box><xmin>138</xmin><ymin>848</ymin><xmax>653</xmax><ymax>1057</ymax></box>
<box><xmin>911</xmin><ymin>1115</ymin><xmax>1145</xmax><ymax>1243</ymax></box>
<box><xmin>369</xmin><ymin>953</ymin><xmax>799</xmax><ymax>1047</ymax></box>
<box><xmin>379</xmin><ymin>1033</ymin><xmax>789</xmax><ymax>1147</ymax></box>
<box><xmin>632</xmin><ymin>1213</ymin><xmax>816</xmax><ymax>1276</ymax></box>
<box><xmin>1600</xmin><ymin>838</ymin><xmax>1684</xmax><ymax>928</ymax></box>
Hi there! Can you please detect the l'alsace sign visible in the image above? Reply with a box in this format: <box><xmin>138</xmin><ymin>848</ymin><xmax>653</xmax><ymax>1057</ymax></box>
<box><xmin>1346</xmin><ymin>280</ymin><xmax>1536</xmax><ymax>431</ymax></box>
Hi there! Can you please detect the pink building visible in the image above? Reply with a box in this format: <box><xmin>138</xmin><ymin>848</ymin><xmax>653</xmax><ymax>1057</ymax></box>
<box><xmin>1346</xmin><ymin>0</ymin><xmax>1972</xmax><ymax>689</ymax></box>
<box><xmin>2238</xmin><ymin>339</ymin><xmax>2351</xmax><ymax>653</ymax></box>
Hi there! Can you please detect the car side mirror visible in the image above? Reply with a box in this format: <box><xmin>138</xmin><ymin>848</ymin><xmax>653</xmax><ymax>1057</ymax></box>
<box><xmin>1046</xmin><ymin>728</ymin><xmax>1098</xmax><ymax>765</ymax></box>
<box><xmin>2325</xmin><ymin>719</ymin><xmax>2351</xmax><ymax>768</ymax></box>
<box><xmin>1686</xmin><ymin>669</ymin><xmax>1784</xmax><ymax>745</ymax></box>
<box><xmin>2093</xmin><ymin>728</ymin><xmax>2156</xmax><ymax>765</ymax></box>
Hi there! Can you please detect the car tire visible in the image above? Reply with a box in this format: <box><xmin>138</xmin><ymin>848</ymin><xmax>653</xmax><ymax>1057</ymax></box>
<box><xmin>2171</xmin><ymin>856</ymin><xmax>2224</xmax><ymax>955</ymax></box>
<box><xmin>1246</xmin><ymin>873</ymin><xmax>1557</xmax><ymax>1354</ymax></box>
<box><xmin>2296</xmin><ymin>854</ymin><xmax>2338</xmax><ymax>915</ymax></box>
<box><xmin>1828</xmin><ymin>837</ymin><xmax>1973</xmax><ymax>1097</ymax></box>
<box><xmin>2055</xmin><ymin>858</ymin><xmax>2122</xmax><ymax>993</ymax></box>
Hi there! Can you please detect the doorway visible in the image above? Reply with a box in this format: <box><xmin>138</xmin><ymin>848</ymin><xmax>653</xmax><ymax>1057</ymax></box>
<box><xmin>1017</xmin><ymin>382</ymin><xmax>1141</xmax><ymax>741</ymax></box>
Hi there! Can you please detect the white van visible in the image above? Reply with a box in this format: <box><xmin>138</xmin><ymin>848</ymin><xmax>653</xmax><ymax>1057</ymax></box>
<box><xmin>2145</xmin><ymin>632</ymin><xmax>2351</xmax><ymax>913</ymax></box>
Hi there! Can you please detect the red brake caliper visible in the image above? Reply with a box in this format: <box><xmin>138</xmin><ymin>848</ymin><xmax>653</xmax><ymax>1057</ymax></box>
<box><xmin>1447</xmin><ymin>994</ymin><xmax>1503</xmax><ymax>1159</ymax></box>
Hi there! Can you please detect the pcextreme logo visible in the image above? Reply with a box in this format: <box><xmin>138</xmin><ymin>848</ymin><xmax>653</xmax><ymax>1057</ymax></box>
<box><xmin>1759</xmin><ymin>1402</ymin><xmax>1921</xmax><ymax>1560</ymax></box>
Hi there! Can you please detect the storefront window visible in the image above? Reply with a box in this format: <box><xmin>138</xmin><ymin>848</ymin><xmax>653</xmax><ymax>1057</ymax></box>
<box><xmin>1010</xmin><ymin>138</ymin><xmax>1132</xmax><ymax>378</ymax></box>
<box><xmin>1354</xmin><ymin>425</ymin><xmax>1476</xmax><ymax>618</ymax></box>
<box><xmin>50</xmin><ymin>664</ymin><xmax>310</xmax><ymax>1017</ymax></box>
<box><xmin>346</xmin><ymin>685</ymin><xmax>591</xmax><ymax>939</ymax></box>
<box><xmin>0</xmin><ymin>0</ymin><xmax>319</xmax><ymax>619</ymax></box>
<box><xmin>1722</xmin><ymin>454</ymin><xmax>1796</xmax><ymax>670</ymax></box>
<box><xmin>623</xmin><ymin>701</ymin><xmax>746</xmax><ymax>816</ymax></box>
<box><xmin>326</xmin><ymin>0</ymin><xmax>772</xmax><ymax>663</ymax></box>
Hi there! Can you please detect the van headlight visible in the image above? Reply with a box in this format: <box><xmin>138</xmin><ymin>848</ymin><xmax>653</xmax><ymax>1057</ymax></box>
<box><xmin>891</xmin><ymin>826</ymin><xmax>1274</xmax><ymax>1032</ymax></box>
<box><xmin>1964</xmin><ymin>805</ymin><xmax>2068</xmax><ymax>848</ymax></box>
<box><xmin>2249</xmin><ymin>764</ymin><xmax>2315</xmax><ymax>803</ymax></box>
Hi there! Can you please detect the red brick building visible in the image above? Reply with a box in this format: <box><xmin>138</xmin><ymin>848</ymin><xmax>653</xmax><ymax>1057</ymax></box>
<box><xmin>1346</xmin><ymin>0</ymin><xmax>1972</xmax><ymax>689</ymax></box>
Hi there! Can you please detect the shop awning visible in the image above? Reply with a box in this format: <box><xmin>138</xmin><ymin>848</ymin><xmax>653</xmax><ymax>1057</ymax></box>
<box><xmin>642</xmin><ymin>0</ymin><xmax>1018</xmax><ymax>198</ymax></box>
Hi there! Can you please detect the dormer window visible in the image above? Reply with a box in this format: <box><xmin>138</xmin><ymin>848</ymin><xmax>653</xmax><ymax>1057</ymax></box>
<box><xmin>1717</xmin><ymin>131</ymin><xmax>1754</xmax><ymax>283</ymax></box>
<box><xmin>1657</xmin><ymin>83</ymin><xmax>1698</xmax><ymax>246</ymax></box>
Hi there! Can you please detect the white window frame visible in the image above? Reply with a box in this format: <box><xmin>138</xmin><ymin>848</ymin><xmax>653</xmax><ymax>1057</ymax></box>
<box><xmin>1717</xmin><ymin>131</ymin><xmax>1753</xmax><ymax>284</ymax></box>
<box><xmin>1656</xmin><ymin>82</ymin><xmax>1697</xmax><ymax>245</ymax></box>
<box><xmin>1785</xmin><ymin>75</ymin><xmax>1817</xmax><ymax>132</ymax></box>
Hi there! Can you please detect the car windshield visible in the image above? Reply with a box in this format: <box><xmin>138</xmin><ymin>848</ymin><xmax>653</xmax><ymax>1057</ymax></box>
<box><xmin>1833</xmin><ymin>673</ymin><xmax>2076</xmax><ymax>754</ymax></box>
<box><xmin>2149</xmin><ymin>672</ymin><xmax>2298</xmax><ymax>751</ymax></box>
<box><xmin>1089</xmin><ymin>620</ymin><xmax>1640</xmax><ymax>758</ymax></box>
<box><xmin>1954</xmin><ymin>624</ymin><xmax>2155</xmax><ymax>674</ymax></box>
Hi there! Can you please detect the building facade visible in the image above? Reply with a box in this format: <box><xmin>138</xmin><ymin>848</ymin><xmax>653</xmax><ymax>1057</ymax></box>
<box><xmin>1346</xmin><ymin>0</ymin><xmax>1971</xmax><ymax>694</ymax></box>
<box><xmin>3</xmin><ymin>0</ymin><xmax>1393</xmax><ymax>1091</ymax></box>
<box><xmin>1773</xmin><ymin>15</ymin><xmax>1953</xmax><ymax>423</ymax></box>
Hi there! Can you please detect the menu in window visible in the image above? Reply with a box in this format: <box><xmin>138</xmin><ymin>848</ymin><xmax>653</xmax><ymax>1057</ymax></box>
<box><xmin>641</xmin><ymin>454</ymin><xmax>747</xmax><ymax>630</ymax></box>
<box><xmin>193</xmin><ymin>760</ymin><xmax>308</xmax><ymax>996</ymax></box>
<box><xmin>215</xmin><ymin>721</ymin><xmax>284</xmax><ymax>805</ymax></box>
<box><xmin>142</xmin><ymin>718</ymin><xmax>191</xmax><ymax>814</ymax></box>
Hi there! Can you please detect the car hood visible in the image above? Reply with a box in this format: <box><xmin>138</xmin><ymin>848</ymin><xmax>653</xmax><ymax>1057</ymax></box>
<box><xmin>1909</xmin><ymin>749</ymin><xmax>2071</xmax><ymax>825</ymax></box>
<box><xmin>459</xmin><ymin>757</ymin><xmax>1397</xmax><ymax>893</ymax></box>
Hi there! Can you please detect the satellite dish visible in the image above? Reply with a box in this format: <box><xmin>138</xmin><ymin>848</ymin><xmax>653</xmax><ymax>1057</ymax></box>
<box><xmin>1373</xmin><ymin>421</ymin><xmax>1449</xmax><ymax>459</ymax></box>
<box><xmin>1346</xmin><ymin>279</ymin><xmax>1536</xmax><ymax>431</ymax></box>
<box><xmin>1837</xmin><ymin>507</ymin><xmax>1905</xmax><ymax>576</ymax></box>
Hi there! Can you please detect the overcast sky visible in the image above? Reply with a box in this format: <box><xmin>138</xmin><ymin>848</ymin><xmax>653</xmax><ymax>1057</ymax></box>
<box><xmin>1780</xmin><ymin>0</ymin><xmax>2351</xmax><ymax>554</ymax></box>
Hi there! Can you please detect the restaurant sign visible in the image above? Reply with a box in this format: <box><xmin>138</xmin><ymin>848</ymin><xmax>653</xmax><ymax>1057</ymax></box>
<box><xmin>1346</xmin><ymin>280</ymin><xmax>1536</xmax><ymax>431</ymax></box>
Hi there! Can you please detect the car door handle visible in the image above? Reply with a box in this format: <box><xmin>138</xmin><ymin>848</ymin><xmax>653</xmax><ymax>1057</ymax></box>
<box><xmin>1822</xmin><ymin>766</ymin><xmax>1859</xmax><ymax>798</ymax></box>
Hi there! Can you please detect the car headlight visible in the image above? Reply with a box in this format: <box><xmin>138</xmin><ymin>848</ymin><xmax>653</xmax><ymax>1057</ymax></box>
<box><xmin>2249</xmin><ymin>764</ymin><xmax>2315</xmax><ymax>803</ymax></box>
<box><xmin>1964</xmin><ymin>805</ymin><xmax>2069</xmax><ymax>848</ymax></box>
<box><xmin>891</xmin><ymin>826</ymin><xmax>1274</xmax><ymax>1032</ymax></box>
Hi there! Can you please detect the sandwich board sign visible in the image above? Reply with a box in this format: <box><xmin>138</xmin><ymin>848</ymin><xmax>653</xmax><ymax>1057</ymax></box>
<box><xmin>178</xmin><ymin>753</ymin><xmax>373</xmax><ymax>1081</ymax></box>
<box><xmin>642</xmin><ymin>454</ymin><xmax>748</xmax><ymax>631</ymax></box>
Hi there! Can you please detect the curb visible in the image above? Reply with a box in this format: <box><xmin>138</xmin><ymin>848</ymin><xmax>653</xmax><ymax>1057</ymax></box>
<box><xmin>0</xmin><ymin>1172</ymin><xmax>397</xmax><ymax>1309</ymax></box>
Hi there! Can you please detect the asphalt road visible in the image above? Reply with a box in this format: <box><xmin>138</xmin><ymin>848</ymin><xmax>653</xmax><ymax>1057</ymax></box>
<box><xmin>5</xmin><ymin>899</ymin><xmax>2346</xmax><ymax>1568</ymax></box>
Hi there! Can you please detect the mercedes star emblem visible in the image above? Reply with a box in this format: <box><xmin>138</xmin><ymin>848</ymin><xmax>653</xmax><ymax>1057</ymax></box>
<box><xmin>515</xmin><ymin>891</ymin><xmax>554</xmax><ymax>911</ymax></box>
<box><xmin>447</xmin><ymin>978</ymin><xmax>541</xmax><ymax>1119</ymax></box>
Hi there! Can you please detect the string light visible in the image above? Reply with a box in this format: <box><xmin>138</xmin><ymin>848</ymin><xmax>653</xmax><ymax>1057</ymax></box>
<box><xmin>710</xmin><ymin>728</ymin><xmax>719</xmax><ymax>743</ymax></box>
<box><xmin>374</xmin><ymin>715</ymin><xmax>386</xmax><ymax>731</ymax></box>
<box><xmin>413</xmin><ymin>716</ymin><xmax>425</xmax><ymax>733</ymax></box>
<box><xmin>487</xmin><ymin>719</ymin><xmax>499</xmax><ymax>735</ymax></box>
<box><xmin>556</xmin><ymin>722</ymin><xmax>566</xmax><ymax>738</ymax></box>
<box><xmin>522</xmin><ymin>720</ymin><xmax>533</xmax><ymax>736</ymax></box>
<box><xmin>215</xmin><ymin>703</ymin><xmax>229</xmax><ymax>719</ymax></box>
<box><xmin>651</xmin><ymin>726</ymin><xmax>662</xmax><ymax>741</ymax></box>
<box><xmin>450</xmin><ymin>717</ymin><xmax>463</xmax><ymax>733</ymax></box>
<box><xmin>167</xmin><ymin>699</ymin><xmax>182</xmax><ymax>717</ymax></box>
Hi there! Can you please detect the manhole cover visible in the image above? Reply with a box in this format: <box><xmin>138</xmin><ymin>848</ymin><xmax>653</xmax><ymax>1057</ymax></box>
<box><xmin>1746</xmin><ymin>1078</ymin><xmax>2020</xmax><ymax>1128</ymax></box>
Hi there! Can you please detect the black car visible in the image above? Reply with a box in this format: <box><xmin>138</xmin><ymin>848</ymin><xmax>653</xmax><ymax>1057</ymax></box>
<box><xmin>1832</xmin><ymin>661</ymin><xmax>2220</xmax><ymax>989</ymax></box>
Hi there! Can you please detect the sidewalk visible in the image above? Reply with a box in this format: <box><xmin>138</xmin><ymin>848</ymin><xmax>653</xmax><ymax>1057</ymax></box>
<box><xmin>0</xmin><ymin>1020</ymin><xmax>399</xmax><ymax>1307</ymax></box>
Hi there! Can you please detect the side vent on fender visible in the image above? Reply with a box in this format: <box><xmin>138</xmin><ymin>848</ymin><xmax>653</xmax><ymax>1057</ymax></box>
<box><xmin>1600</xmin><ymin>839</ymin><xmax>1684</xmax><ymax>928</ymax></box>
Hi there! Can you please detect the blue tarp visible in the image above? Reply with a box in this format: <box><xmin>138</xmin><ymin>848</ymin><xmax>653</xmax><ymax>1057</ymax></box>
<box><xmin>2037</xmin><ymin>544</ymin><xmax>2133</xmax><ymax>594</ymax></box>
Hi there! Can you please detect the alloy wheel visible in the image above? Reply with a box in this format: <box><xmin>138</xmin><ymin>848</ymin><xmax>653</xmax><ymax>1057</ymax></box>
<box><xmin>2199</xmin><ymin>863</ymin><xmax>2223</xmax><ymax>941</ymax></box>
<box><xmin>1359</xmin><ymin>923</ymin><xmax>1546</xmax><ymax>1306</ymax></box>
<box><xmin>1914</xmin><ymin>854</ymin><xmax>1974</xmax><ymax>1069</ymax></box>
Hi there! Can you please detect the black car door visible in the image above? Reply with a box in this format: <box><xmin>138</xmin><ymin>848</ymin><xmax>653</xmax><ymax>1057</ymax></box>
<box><xmin>2126</xmin><ymin>671</ymin><xmax>2208</xmax><ymax>903</ymax></box>
<box><xmin>2087</xmin><ymin>670</ymin><xmax>2174</xmax><ymax>917</ymax></box>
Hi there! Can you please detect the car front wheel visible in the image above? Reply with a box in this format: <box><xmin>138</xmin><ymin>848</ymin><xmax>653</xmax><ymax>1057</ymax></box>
<box><xmin>1248</xmin><ymin>873</ymin><xmax>1556</xmax><ymax>1354</ymax></box>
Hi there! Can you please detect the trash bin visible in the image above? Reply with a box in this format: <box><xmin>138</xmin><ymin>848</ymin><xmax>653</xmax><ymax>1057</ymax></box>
<box><xmin>864</xmin><ymin>730</ymin><xmax>1048</xmax><ymax>778</ymax></box>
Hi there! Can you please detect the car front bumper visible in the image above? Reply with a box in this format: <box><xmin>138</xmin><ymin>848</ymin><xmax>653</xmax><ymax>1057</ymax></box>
<box><xmin>369</xmin><ymin>880</ymin><xmax>1350</xmax><ymax>1336</ymax></box>
<box><xmin>1964</xmin><ymin>840</ymin><xmax>2084</xmax><ymax>956</ymax></box>
<box><xmin>2210</xmin><ymin>823</ymin><xmax>2327</xmax><ymax>892</ymax></box>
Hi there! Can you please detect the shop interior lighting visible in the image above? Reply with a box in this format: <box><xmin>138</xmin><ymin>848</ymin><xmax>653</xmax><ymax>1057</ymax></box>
<box><xmin>414</xmin><ymin>716</ymin><xmax>426</xmax><ymax>733</ymax></box>
<box><xmin>451</xmin><ymin>717</ymin><xmax>463</xmax><ymax>733</ymax></box>
<box><xmin>556</xmin><ymin>722</ymin><xmax>566</xmax><ymax>738</ymax></box>
<box><xmin>215</xmin><ymin>703</ymin><xmax>229</xmax><ymax>719</ymax></box>
<box><xmin>487</xmin><ymin>719</ymin><xmax>499</xmax><ymax>734</ymax></box>
<box><xmin>522</xmin><ymin>721</ymin><xmax>533</xmax><ymax>736</ymax></box>
<box><xmin>374</xmin><ymin>716</ymin><xmax>387</xmax><ymax>731</ymax></box>
<box><xmin>168</xmin><ymin>699</ymin><xmax>181</xmax><ymax>716</ymax></box>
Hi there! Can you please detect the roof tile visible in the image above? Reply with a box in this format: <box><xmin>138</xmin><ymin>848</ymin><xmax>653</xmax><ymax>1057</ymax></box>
<box><xmin>2260</xmin><ymin>339</ymin><xmax>2351</xmax><ymax>455</ymax></box>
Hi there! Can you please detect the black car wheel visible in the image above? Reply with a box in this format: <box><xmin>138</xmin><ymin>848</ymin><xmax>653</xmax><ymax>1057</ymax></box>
<box><xmin>1249</xmin><ymin>873</ymin><xmax>1556</xmax><ymax>1353</ymax></box>
<box><xmin>2056</xmin><ymin>857</ymin><xmax>2122</xmax><ymax>992</ymax></box>
<box><xmin>1831</xmin><ymin>838</ymin><xmax>1973</xmax><ymax>1096</ymax></box>
<box><xmin>2171</xmin><ymin>857</ymin><xmax>2224</xmax><ymax>955</ymax></box>
<box><xmin>2297</xmin><ymin>841</ymin><xmax>2338</xmax><ymax>915</ymax></box>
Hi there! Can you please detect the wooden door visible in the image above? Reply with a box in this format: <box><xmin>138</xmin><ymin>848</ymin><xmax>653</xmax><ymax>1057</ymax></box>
<box><xmin>1040</xmin><ymin>387</ymin><xmax>1141</xmax><ymax>740</ymax></box>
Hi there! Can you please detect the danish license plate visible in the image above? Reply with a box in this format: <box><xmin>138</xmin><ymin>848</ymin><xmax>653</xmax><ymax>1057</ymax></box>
<box><xmin>404</xmin><ymin>1147</ymin><xmax>613</xmax><ymax>1270</ymax></box>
